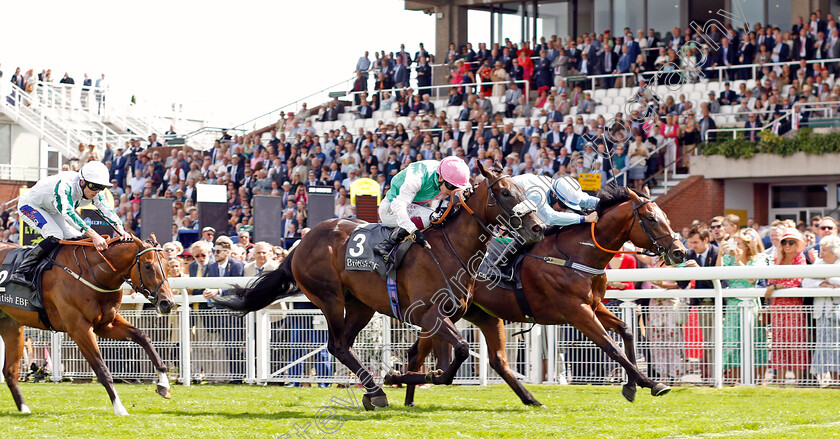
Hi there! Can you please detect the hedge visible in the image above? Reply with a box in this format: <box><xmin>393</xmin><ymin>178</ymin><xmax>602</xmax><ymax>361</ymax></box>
<box><xmin>699</xmin><ymin>128</ymin><xmax>840</xmax><ymax>158</ymax></box>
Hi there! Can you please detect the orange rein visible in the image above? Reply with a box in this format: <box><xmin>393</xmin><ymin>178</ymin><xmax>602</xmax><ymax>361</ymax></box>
<box><xmin>589</xmin><ymin>222</ymin><xmax>638</xmax><ymax>255</ymax></box>
<box><xmin>59</xmin><ymin>235</ymin><xmax>123</xmax><ymax>271</ymax></box>
<box><xmin>429</xmin><ymin>189</ymin><xmax>473</xmax><ymax>225</ymax></box>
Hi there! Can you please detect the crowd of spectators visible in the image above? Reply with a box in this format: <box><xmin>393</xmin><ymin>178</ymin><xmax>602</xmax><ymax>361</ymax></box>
<box><xmin>591</xmin><ymin>213</ymin><xmax>840</xmax><ymax>387</ymax></box>
<box><xmin>6</xmin><ymin>66</ymin><xmax>108</xmax><ymax>112</ymax></box>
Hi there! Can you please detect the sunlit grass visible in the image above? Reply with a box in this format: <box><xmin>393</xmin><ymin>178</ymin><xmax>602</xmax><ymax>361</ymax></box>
<box><xmin>1</xmin><ymin>383</ymin><xmax>839</xmax><ymax>438</ymax></box>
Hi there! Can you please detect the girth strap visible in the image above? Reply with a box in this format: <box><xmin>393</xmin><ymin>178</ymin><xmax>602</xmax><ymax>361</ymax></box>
<box><xmin>524</xmin><ymin>253</ymin><xmax>606</xmax><ymax>276</ymax></box>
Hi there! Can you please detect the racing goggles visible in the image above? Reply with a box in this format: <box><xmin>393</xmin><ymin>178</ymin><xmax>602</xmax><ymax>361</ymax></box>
<box><xmin>85</xmin><ymin>182</ymin><xmax>108</xmax><ymax>191</ymax></box>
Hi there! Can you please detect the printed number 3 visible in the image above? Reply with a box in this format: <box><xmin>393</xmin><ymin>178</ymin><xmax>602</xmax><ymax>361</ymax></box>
<box><xmin>349</xmin><ymin>234</ymin><xmax>366</xmax><ymax>257</ymax></box>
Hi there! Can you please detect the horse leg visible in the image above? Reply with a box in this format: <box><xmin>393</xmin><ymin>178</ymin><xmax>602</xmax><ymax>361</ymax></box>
<box><xmin>94</xmin><ymin>314</ymin><xmax>171</xmax><ymax>399</ymax></box>
<box><xmin>567</xmin><ymin>304</ymin><xmax>669</xmax><ymax>399</ymax></box>
<box><xmin>66</xmin><ymin>320</ymin><xmax>129</xmax><ymax>415</ymax></box>
<box><xmin>317</xmin><ymin>294</ymin><xmax>385</xmax><ymax>410</ymax></box>
<box><xmin>0</xmin><ymin>316</ymin><xmax>30</xmax><ymax>413</ymax></box>
<box><xmin>467</xmin><ymin>308</ymin><xmax>543</xmax><ymax>406</ymax></box>
<box><xmin>387</xmin><ymin>314</ymin><xmax>469</xmax><ymax>387</ymax></box>
<box><xmin>402</xmin><ymin>337</ymin><xmax>433</xmax><ymax>407</ymax></box>
<box><xmin>594</xmin><ymin>302</ymin><xmax>642</xmax><ymax>402</ymax></box>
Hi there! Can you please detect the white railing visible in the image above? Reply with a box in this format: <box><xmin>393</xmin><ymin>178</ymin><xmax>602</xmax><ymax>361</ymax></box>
<box><xmin>0</xmin><ymin>165</ymin><xmax>60</xmax><ymax>182</ymax></box>
<box><xmin>3</xmin><ymin>264</ymin><xmax>840</xmax><ymax>389</ymax></box>
<box><xmin>705</xmin><ymin>101</ymin><xmax>840</xmax><ymax>141</ymax></box>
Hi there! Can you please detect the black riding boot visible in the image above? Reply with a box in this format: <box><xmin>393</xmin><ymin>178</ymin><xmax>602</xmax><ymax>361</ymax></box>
<box><xmin>374</xmin><ymin>228</ymin><xmax>410</xmax><ymax>261</ymax></box>
<box><xmin>10</xmin><ymin>236</ymin><xmax>60</xmax><ymax>288</ymax></box>
<box><xmin>493</xmin><ymin>239</ymin><xmax>522</xmax><ymax>281</ymax></box>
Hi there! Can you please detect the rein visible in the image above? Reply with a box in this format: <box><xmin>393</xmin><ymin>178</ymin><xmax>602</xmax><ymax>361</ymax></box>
<box><xmin>55</xmin><ymin>236</ymin><xmax>168</xmax><ymax>302</ymax></box>
<box><xmin>587</xmin><ymin>195</ymin><xmax>678</xmax><ymax>258</ymax></box>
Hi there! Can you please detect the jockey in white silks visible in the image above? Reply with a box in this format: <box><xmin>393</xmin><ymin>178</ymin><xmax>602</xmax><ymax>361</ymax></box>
<box><xmin>374</xmin><ymin>157</ymin><xmax>471</xmax><ymax>260</ymax></box>
<box><xmin>12</xmin><ymin>161</ymin><xmax>130</xmax><ymax>287</ymax></box>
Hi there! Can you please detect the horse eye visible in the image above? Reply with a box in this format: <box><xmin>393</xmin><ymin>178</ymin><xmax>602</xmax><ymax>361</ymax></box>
<box><xmin>647</xmin><ymin>215</ymin><xmax>656</xmax><ymax>222</ymax></box>
<box><xmin>144</xmin><ymin>262</ymin><xmax>153</xmax><ymax>270</ymax></box>
<box><xmin>502</xmin><ymin>189</ymin><xmax>511</xmax><ymax>197</ymax></box>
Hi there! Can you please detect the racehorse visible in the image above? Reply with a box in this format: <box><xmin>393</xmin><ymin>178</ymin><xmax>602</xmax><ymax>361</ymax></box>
<box><xmin>216</xmin><ymin>162</ymin><xmax>544</xmax><ymax>410</ymax></box>
<box><xmin>0</xmin><ymin>235</ymin><xmax>174</xmax><ymax>416</ymax></box>
<box><xmin>402</xmin><ymin>186</ymin><xmax>686</xmax><ymax>407</ymax></box>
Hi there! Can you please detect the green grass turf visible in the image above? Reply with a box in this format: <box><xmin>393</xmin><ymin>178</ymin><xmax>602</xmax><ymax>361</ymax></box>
<box><xmin>1</xmin><ymin>383</ymin><xmax>839</xmax><ymax>438</ymax></box>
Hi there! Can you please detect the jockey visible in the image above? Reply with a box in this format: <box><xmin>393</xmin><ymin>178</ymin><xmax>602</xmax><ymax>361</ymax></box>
<box><xmin>374</xmin><ymin>157</ymin><xmax>471</xmax><ymax>260</ymax></box>
<box><xmin>12</xmin><ymin>161</ymin><xmax>131</xmax><ymax>287</ymax></box>
<box><xmin>494</xmin><ymin>174</ymin><xmax>599</xmax><ymax>268</ymax></box>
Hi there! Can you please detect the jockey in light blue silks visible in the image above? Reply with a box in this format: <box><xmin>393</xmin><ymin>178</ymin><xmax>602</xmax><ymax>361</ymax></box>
<box><xmin>494</xmin><ymin>174</ymin><xmax>600</xmax><ymax>268</ymax></box>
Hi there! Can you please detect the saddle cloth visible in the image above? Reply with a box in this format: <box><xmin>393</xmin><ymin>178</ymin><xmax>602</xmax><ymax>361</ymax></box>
<box><xmin>0</xmin><ymin>246</ymin><xmax>54</xmax><ymax>314</ymax></box>
<box><xmin>344</xmin><ymin>223</ymin><xmax>413</xmax><ymax>282</ymax></box>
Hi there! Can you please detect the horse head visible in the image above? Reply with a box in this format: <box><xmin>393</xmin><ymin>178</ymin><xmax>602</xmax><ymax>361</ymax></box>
<box><xmin>626</xmin><ymin>187</ymin><xmax>686</xmax><ymax>265</ymax></box>
<box><xmin>473</xmin><ymin>161</ymin><xmax>544</xmax><ymax>244</ymax></box>
<box><xmin>127</xmin><ymin>233</ymin><xmax>175</xmax><ymax>314</ymax></box>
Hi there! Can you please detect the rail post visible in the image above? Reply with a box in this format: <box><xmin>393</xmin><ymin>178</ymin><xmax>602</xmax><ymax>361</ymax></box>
<box><xmin>478</xmin><ymin>329</ymin><xmax>488</xmax><ymax>386</ymax></box>
<box><xmin>381</xmin><ymin>314</ymin><xmax>392</xmax><ymax>374</ymax></box>
<box><xmin>179</xmin><ymin>291</ymin><xmax>191</xmax><ymax>386</ymax></box>
<box><xmin>740</xmin><ymin>299</ymin><xmax>755</xmax><ymax>386</ymax></box>
<box><xmin>256</xmin><ymin>309</ymin><xmax>270</xmax><ymax>384</ymax></box>
<box><xmin>245</xmin><ymin>311</ymin><xmax>256</xmax><ymax>384</ymax></box>
<box><xmin>713</xmin><ymin>279</ymin><xmax>723</xmax><ymax>389</ymax></box>
<box><xmin>51</xmin><ymin>332</ymin><xmax>63</xmax><ymax>383</ymax></box>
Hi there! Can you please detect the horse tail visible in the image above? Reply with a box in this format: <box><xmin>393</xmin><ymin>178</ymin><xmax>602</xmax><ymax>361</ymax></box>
<box><xmin>215</xmin><ymin>248</ymin><xmax>299</xmax><ymax>312</ymax></box>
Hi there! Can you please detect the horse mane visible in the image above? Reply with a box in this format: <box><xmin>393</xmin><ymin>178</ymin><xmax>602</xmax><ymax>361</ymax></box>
<box><xmin>595</xmin><ymin>185</ymin><xmax>646</xmax><ymax>217</ymax></box>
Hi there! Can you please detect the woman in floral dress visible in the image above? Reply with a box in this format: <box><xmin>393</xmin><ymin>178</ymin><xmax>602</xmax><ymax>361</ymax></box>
<box><xmin>765</xmin><ymin>228</ymin><xmax>809</xmax><ymax>385</ymax></box>
<box><xmin>720</xmin><ymin>230</ymin><xmax>769</xmax><ymax>384</ymax></box>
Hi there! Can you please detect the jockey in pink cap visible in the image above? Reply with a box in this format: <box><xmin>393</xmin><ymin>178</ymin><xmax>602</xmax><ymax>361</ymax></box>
<box><xmin>374</xmin><ymin>157</ymin><xmax>471</xmax><ymax>260</ymax></box>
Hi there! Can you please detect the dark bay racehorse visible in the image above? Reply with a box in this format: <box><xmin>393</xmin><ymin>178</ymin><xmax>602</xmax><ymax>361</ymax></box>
<box><xmin>217</xmin><ymin>162</ymin><xmax>544</xmax><ymax>410</ymax></box>
<box><xmin>403</xmin><ymin>186</ymin><xmax>686</xmax><ymax>406</ymax></box>
<box><xmin>0</xmin><ymin>235</ymin><xmax>174</xmax><ymax>415</ymax></box>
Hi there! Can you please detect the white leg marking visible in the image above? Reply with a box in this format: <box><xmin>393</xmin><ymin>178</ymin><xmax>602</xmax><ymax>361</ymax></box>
<box><xmin>113</xmin><ymin>397</ymin><xmax>129</xmax><ymax>416</ymax></box>
<box><xmin>20</xmin><ymin>404</ymin><xmax>31</xmax><ymax>414</ymax></box>
<box><xmin>158</xmin><ymin>371</ymin><xmax>171</xmax><ymax>389</ymax></box>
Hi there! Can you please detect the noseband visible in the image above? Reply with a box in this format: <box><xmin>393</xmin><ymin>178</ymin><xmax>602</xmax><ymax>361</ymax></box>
<box><xmin>121</xmin><ymin>245</ymin><xmax>169</xmax><ymax>306</ymax></box>
<box><xmin>630</xmin><ymin>198</ymin><xmax>681</xmax><ymax>258</ymax></box>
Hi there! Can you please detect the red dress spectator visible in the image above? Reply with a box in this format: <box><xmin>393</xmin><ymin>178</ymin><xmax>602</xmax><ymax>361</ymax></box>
<box><xmin>765</xmin><ymin>229</ymin><xmax>809</xmax><ymax>383</ymax></box>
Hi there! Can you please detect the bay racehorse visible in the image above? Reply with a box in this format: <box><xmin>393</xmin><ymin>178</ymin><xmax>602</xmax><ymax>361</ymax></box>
<box><xmin>0</xmin><ymin>234</ymin><xmax>174</xmax><ymax>415</ymax></box>
<box><xmin>403</xmin><ymin>186</ymin><xmax>686</xmax><ymax>406</ymax></box>
<box><xmin>216</xmin><ymin>162</ymin><xmax>544</xmax><ymax>410</ymax></box>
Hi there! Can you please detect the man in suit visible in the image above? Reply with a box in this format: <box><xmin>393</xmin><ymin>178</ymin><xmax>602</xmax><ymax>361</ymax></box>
<box><xmin>792</xmin><ymin>28</ymin><xmax>815</xmax><ymax>60</ymax></box>
<box><xmin>112</xmin><ymin>147</ymin><xmax>128</xmax><ymax>189</ymax></box>
<box><xmin>560</xmin><ymin>124</ymin><xmax>583</xmax><ymax>154</ymax></box>
<box><xmin>645</xmin><ymin>29</ymin><xmax>660</xmax><ymax>69</ymax></box>
<box><xmin>228</xmin><ymin>155</ymin><xmax>246</xmax><ymax>188</ymax></box>
<box><xmin>744</xmin><ymin>113</ymin><xmax>762</xmax><ymax>142</ymax></box>
<box><xmin>771</xmin><ymin>29</ymin><xmax>790</xmax><ymax>63</ymax></box>
<box><xmin>676</xmin><ymin>225</ymin><xmax>720</xmax><ymax>381</ymax></box>
<box><xmin>600</xmin><ymin>45</ymin><xmax>618</xmax><ymax>88</ymax></box>
<box><xmin>718</xmin><ymin>82</ymin><xmax>738</xmax><ymax>106</ymax></box>
<box><xmin>828</xmin><ymin>29</ymin><xmax>840</xmax><ymax>76</ymax></box>
<box><xmin>392</xmin><ymin>55</ymin><xmax>410</xmax><ymax>88</ymax></box>
<box><xmin>713</xmin><ymin>37</ymin><xmax>738</xmax><ymax>81</ymax></box>
<box><xmin>416</xmin><ymin>56</ymin><xmax>432</xmax><ymax>96</ymax></box>
<box><xmin>243</xmin><ymin>241</ymin><xmax>279</xmax><ymax>276</ymax></box>
<box><xmin>203</xmin><ymin>236</ymin><xmax>246</xmax><ymax>378</ymax></box>
<box><xmin>503</xmin><ymin>83</ymin><xmax>522</xmax><ymax>118</ymax></box>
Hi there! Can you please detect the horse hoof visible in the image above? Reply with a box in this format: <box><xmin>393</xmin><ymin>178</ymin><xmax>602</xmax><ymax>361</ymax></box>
<box><xmin>651</xmin><ymin>383</ymin><xmax>671</xmax><ymax>397</ymax></box>
<box><xmin>425</xmin><ymin>369</ymin><xmax>443</xmax><ymax>384</ymax></box>
<box><xmin>156</xmin><ymin>385</ymin><xmax>171</xmax><ymax>399</ymax></box>
<box><xmin>622</xmin><ymin>385</ymin><xmax>637</xmax><ymax>403</ymax></box>
<box><xmin>383</xmin><ymin>370</ymin><xmax>401</xmax><ymax>386</ymax></box>
<box><xmin>404</xmin><ymin>401</ymin><xmax>415</xmax><ymax>408</ymax></box>
<box><xmin>362</xmin><ymin>394</ymin><xmax>389</xmax><ymax>411</ymax></box>
<box><xmin>20</xmin><ymin>404</ymin><xmax>31</xmax><ymax>414</ymax></box>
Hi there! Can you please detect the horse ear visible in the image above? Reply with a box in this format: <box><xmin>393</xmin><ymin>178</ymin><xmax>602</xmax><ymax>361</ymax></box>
<box><xmin>492</xmin><ymin>160</ymin><xmax>504</xmax><ymax>174</ymax></box>
<box><xmin>476</xmin><ymin>160</ymin><xmax>490</xmax><ymax>178</ymax></box>
<box><xmin>150</xmin><ymin>233</ymin><xmax>157</xmax><ymax>243</ymax></box>
<box><xmin>626</xmin><ymin>187</ymin><xmax>641</xmax><ymax>203</ymax></box>
<box><xmin>642</xmin><ymin>185</ymin><xmax>651</xmax><ymax>198</ymax></box>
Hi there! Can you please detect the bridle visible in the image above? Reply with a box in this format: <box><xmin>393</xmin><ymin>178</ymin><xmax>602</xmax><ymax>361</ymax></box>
<box><xmin>120</xmin><ymin>242</ymin><xmax>169</xmax><ymax>306</ymax></box>
<box><xmin>432</xmin><ymin>174</ymin><xmax>537</xmax><ymax>236</ymax></box>
<box><xmin>590</xmin><ymin>196</ymin><xmax>680</xmax><ymax>259</ymax></box>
